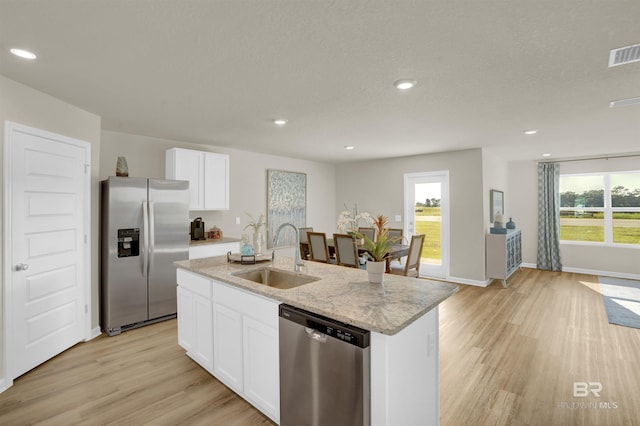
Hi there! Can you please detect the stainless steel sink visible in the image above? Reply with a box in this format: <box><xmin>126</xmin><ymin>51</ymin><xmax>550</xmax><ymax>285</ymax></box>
<box><xmin>233</xmin><ymin>267</ymin><xmax>320</xmax><ymax>290</ymax></box>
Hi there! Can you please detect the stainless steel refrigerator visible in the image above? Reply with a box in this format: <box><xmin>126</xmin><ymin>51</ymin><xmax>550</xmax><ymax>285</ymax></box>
<box><xmin>100</xmin><ymin>176</ymin><xmax>189</xmax><ymax>336</ymax></box>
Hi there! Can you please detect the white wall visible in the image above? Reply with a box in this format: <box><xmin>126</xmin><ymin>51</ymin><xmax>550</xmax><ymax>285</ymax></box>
<box><xmin>100</xmin><ymin>130</ymin><xmax>337</xmax><ymax>243</ymax></box>
<box><xmin>0</xmin><ymin>75</ymin><xmax>102</xmax><ymax>377</ymax></box>
<box><xmin>508</xmin><ymin>157</ymin><xmax>640</xmax><ymax>277</ymax></box>
<box><xmin>335</xmin><ymin>149</ymin><xmax>486</xmax><ymax>283</ymax></box>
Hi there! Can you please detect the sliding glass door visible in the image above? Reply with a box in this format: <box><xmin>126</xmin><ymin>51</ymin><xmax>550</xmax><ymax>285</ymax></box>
<box><xmin>404</xmin><ymin>171</ymin><xmax>449</xmax><ymax>279</ymax></box>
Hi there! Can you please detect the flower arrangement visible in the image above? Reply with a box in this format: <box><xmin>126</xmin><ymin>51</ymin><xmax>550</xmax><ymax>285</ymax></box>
<box><xmin>337</xmin><ymin>204</ymin><xmax>374</xmax><ymax>235</ymax></box>
<box><xmin>244</xmin><ymin>212</ymin><xmax>266</xmax><ymax>255</ymax></box>
<box><xmin>358</xmin><ymin>214</ymin><xmax>401</xmax><ymax>262</ymax></box>
<box><xmin>243</xmin><ymin>212</ymin><xmax>266</xmax><ymax>233</ymax></box>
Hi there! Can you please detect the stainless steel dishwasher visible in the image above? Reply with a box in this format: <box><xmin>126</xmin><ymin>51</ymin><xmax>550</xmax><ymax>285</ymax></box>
<box><xmin>279</xmin><ymin>304</ymin><xmax>370</xmax><ymax>426</ymax></box>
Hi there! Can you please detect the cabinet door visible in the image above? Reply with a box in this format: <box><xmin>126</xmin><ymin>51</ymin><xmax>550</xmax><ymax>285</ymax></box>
<box><xmin>213</xmin><ymin>302</ymin><xmax>243</xmax><ymax>393</ymax></box>
<box><xmin>177</xmin><ymin>287</ymin><xmax>194</xmax><ymax>352</ymax></box>
<box><xmin>192</xmin><ymin>294</ymin><xmax>214</xmax><ymax>372</ymax></box>
<box><xmin>204</xmin><ymin>153</ymin><xmax>229</xmax><ymax>210</ymax></box>
<box><xmin>167</xmin><ymin>148</ymin><xmax>204</xmax><ymax>209</ymax></box>
<box><xmin>242</xmin><ymin>316</ymin><xmax>280</xmax><ymax>422</ymax></box>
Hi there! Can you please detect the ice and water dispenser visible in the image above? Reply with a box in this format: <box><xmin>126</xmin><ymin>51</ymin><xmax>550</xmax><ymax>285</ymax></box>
<box><xmin>117</xmin><ymin>228</ymin><xmax>140</xmax><ymax>257</ymax></box>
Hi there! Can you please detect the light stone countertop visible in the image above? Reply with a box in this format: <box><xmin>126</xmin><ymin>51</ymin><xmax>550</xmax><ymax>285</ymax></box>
<box><xmin>175</xmin><ymin>255</ymin><xmax>458</xmax><ymax>335</ymax></box>
<box><xmin>188</xmin><ymin>236</ymin><xmax>241</xmax><ymax>246</ymax></box>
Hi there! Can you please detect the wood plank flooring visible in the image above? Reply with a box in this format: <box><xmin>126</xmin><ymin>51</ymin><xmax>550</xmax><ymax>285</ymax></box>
<box><xmin>1</xmin><ymin>268</ymin><xmax>638</xmax><ymax>425</ymax></box>
<box><xmin>440</xmin><ymin>268</ymin><xmax>640</xmax><ymax>426</ymax></box>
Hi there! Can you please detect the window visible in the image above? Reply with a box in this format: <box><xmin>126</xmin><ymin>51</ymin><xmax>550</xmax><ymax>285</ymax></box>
<box><xmin>559</xmin><ymin>172</ymin><xmax>640</xmax><ymax>245</ymax></box>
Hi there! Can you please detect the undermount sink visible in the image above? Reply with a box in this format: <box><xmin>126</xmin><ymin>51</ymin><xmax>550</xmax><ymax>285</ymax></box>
<box><xmin>233</xmin><ymin>267</ymin><xmax>320</xmax><ymax>290</ymax></box>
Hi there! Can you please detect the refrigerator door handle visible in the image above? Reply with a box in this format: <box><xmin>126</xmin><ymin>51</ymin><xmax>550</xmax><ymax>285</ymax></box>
<box><xmin>148</xmin><ymin>200</ymin><xmax>155</xmax><ymax>276</ymax></box>
<box><xmin>142</xmin><ymin>200</ymin><xmax>149</xmax><ymax>277</ymax></box>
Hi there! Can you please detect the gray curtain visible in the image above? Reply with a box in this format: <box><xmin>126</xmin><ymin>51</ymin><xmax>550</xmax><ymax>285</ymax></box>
<box><xmin>537</xmin><ymin>162</ymin><xmax>562</xmax><ymax>271</ymax></box>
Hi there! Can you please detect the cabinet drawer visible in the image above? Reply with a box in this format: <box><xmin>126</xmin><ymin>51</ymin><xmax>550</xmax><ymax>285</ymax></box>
<box><xmin>177</xmin><ymin>269</ymin><xmax>213</xmax><ymax>298</ymax></box>
<box><xmin>189</xmin><ymin>242</ymin><xmax>240</xmax><ymax>260</ymax></box>
<box><xmin>212</xmin><ymin>280</ymin><xmax>279</xmax><ymax>329</ymax></box>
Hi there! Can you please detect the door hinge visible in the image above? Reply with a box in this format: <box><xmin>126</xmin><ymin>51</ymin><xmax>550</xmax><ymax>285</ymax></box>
<box><xmin>84</xmin><ymin>164</ymin><xmax>91</xmax><ymax>174</ymax></box>
<box><xmin>85</xmin><ymin>304</ymin><xmax>88</xmax><ymax>314</ymax></box>
<box><xmin>84</xmin><ymin>234</ymin><xmax>88</xmax><ymax>244</ymax></box>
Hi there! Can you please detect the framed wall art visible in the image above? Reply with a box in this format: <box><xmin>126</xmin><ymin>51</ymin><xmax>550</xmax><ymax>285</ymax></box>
<box><xmin>267</xmin><ymin>169</ymin><xmax>307</xmax><ymax>248</ymax></box>
<box><xmin>490</xmin><ymin>189</ymin><xmax>504</xmax><ymax>222</ymax></box>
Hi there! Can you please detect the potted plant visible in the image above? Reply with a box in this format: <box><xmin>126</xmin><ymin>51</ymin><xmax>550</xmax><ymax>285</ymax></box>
<box><xmin>358</xmin><ymin>214</ymin><xmax>400</xmax><ymax>283</ymax></box>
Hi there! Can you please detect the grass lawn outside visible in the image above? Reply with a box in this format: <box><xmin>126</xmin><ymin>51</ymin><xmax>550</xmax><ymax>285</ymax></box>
<box><xmin>415</xmin><ymin>207</ymin><xmax>441</xmax><ymax>260</ymax></box>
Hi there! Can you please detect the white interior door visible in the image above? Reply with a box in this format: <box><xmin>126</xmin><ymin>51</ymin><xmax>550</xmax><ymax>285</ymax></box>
<box><xmin>404</xmin><ymin>171</ymin><xmax>449</xmax><ymax>279</ymax></box>
<box><xmin>3</xmin><ymin>122</ymin><xmax>90</xmax><ymax>381</ymax></box>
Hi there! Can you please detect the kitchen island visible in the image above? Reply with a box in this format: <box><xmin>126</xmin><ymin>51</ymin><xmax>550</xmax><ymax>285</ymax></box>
<box><xmin>174</xmin><ymin>254</ymin><xmax>458</xmax><ymax>425</ymax></box>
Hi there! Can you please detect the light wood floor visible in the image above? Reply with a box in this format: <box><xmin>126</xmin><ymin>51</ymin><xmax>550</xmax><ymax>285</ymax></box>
<box><xmin>0</xmin><ymin>268</ymin><xmax>638</xmax><ymax>425</ymax></box>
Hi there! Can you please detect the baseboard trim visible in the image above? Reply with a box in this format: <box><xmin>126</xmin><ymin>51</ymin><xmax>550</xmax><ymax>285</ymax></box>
<box><xmin>90</xmin><ymin>326</ymin><xmax>102</xmax><ymax>340</ymax></box>
<box><xmin>0</xmin><ymin>377</ymin><xmax>11</xmax><ymax>394</ymax></box>
<box><xmin>445</xmin><ymin>275</ymin><xmax>491</xmax><ymax>287</ymax></box>
<box><xmin>526</xmin><ymin>263</ymin><xmax>639</xmax><ymax>281</ymax></box>
<box><xmin>560</xmin><ymin>267</ymin><xmax>640</xmax><ymax>281</ymax></box>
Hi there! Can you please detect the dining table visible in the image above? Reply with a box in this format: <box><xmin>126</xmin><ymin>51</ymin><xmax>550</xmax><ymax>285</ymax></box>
<box><xmin>301</xmin><ymin>238</ymin><xmax>410</xmax><ymax>272</ymax></box>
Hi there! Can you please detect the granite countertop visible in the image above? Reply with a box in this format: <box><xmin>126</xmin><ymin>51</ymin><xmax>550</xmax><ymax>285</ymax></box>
<box><xmin>174</xmin><ymin>255</ymin><xmax>458</xmax><ymax>335</ymax></box>
<box><xmin>189</xmin><ymin>237</ymin><xmax>241</xmax><ymax>246</ymax></box>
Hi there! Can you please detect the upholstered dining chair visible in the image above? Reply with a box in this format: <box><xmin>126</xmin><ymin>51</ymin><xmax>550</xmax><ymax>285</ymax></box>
<box><xmin>298</xmin><ymin>227</ymin><xmax>313</xmax><ymax>259</ymax></box>
<box><xmin>385</xmin><ymin>228</ymin><xmax>404</xmax><ymax>243</ymax></box>
<box><xmin>333</xmin><ymin>234</ymin><xmax>360</xmax><ymax>268</ymax></box>
<box><xmin>308</xmin><ymin>232</ymin><xmax>332</xmax><ymax>263</ymax></box>
<box><xmin>358</xmin><ymin>227</ymin><xmax>376</xmax><ymax>242</ymax></box>
<box><xmin>389</xmin><ymin>234</ymin><xmax>425</xmax><ymax>277</ymax></box>
<box><xmin>385</xmin><ymin>228</ymin><xmax>404</xmax><ymax>264</ymax></box>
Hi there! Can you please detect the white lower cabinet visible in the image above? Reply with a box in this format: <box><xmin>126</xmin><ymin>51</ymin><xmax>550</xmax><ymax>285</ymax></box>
<box><xmin>212</xmin><ymin>302</ymin><xmax>243</xmax><ymax>393</ymax></box>
<box><xmin>177</xmin><ymin>275</ymin><xmax>213</xmax><ymax>372</ymax></box>
<box><xmin>242</xmin><ymin>316</ymin><xmax>280</xmax><ymax>418</ymax></box>
<box><xmin>176</xmin><ymin>269</ymin><xmax>280</xmax><ymax>424</ymax></box>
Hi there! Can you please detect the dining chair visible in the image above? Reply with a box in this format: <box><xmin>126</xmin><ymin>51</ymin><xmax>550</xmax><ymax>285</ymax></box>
<box><xmin>385</xmin><ymin>228</ymin><xmax>404</xmax><ymax>243</ymax></box>
<box><xmin>385</xmin><ymin>228</ymin><xmax>404</xmax><ymax>264</ymax></box>
<box><xmin>389</xmin><ymin>234</ymin><xmax>425</xmax><ymax>277</ymax></box>
<box><xmin>333</xmin><ymin>234</ymin><xmax>360</xmax><ymax>268</ymax></box>
<box><xmin>298</xmin><ymin>227</ymin><xmax>313</xmax><ymax>259</ymax></box>
<box><xmin>358</xmin><ymin>227</ymin><xmax>376</xmax><ymax>242</ymax></box>
<box><xmin>308</xmin><ymin>232</ymin><xmax>332</xmax><ymax>263</ymax></box>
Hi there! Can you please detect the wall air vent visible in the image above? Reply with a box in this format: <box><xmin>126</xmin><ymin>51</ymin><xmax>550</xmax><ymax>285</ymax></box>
<box><xmin>609</xmin><ymin>43</ymin><xmax>640</xmax><ymax>67</ymax></box>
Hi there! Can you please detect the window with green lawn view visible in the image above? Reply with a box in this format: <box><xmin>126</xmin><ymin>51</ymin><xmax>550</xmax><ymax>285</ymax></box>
<box><xmin>559</xmin><ymin>171</ymin><xmax>640</xmax><ymax>245</ymax></box>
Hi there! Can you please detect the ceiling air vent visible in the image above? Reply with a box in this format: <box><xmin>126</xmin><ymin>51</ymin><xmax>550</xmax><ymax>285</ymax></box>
<box><xmin>609</xmin><ymin>43</ymin><xmax>640</xmax><ymax>67</ymax></box>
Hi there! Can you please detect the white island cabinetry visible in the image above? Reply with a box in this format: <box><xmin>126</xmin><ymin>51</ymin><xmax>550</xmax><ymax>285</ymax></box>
<box><xmin>176</xmin><ymin>269</ymin><xmax>280</xmax><ymax>423</ymax></box>
<box><xmin>176</xmin><ymin>257</ymin><xmax>457</xmax><ymax>426</ymax></box>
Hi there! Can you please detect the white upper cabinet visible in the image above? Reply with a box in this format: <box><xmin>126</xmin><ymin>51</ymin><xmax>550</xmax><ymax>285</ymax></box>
<box><xmin>166</xmin><ymin>148</ymin><xmax>229</xmax><ymax>210</ymax></box>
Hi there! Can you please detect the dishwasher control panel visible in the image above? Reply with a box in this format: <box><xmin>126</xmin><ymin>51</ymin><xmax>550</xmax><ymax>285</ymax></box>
<box><xmin>279</xmin><ymin>304</ymin><xmax>370</xmax><ymax>348</ymax></box>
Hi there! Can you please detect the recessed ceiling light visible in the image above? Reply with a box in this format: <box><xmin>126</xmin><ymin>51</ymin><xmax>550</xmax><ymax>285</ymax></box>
<box><xmin>10</xmin><ymin>48</ymin><xmax>37</xmax><ymax>60</ymax></box>
<box><xmin>393</xmin><ymin>79</ymin><xmax>417</xmax><ymax>90</ymax></box>
<box><xmin>609</xmin><ymin>96</ymin><xmax>640</xmax><ymax>108</ymax></box>
<box><xmin>542</xmin><ymin>153</ymin><xmax>552</xmax><ymax>157</ymax></box>
<box><xmin>273</xmin><ymin>119</ymin><xmax>288</xmax><ymax>126</ymax></box>
<box><xmin>524</xmin><ymin>130</ymin><xmax>538</xmax><ymax>135</ymax></box>
<box><xmin>344</xmin><ymin>145</ymin><xmax>355</xmax><ymax>150</ymax></box>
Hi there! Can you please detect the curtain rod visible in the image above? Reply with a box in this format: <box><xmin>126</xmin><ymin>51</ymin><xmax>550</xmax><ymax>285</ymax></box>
<box><xmin>537</xmin><ymin>153</ymin><xmax>640</xmax><ymax>164</ymax></box>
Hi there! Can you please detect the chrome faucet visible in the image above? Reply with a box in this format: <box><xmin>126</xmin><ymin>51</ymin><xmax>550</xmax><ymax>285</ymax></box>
<box><xmin>273</xmin><ymin>223</ymin><xmax>303</xmax><ymax>272</ymax></box>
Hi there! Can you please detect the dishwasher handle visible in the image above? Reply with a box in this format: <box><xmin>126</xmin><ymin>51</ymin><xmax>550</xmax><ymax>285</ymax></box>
<box><xmin>305</xmin><ymin>327</ymin><xmax>327</xmax><ymax>343</ymax></box>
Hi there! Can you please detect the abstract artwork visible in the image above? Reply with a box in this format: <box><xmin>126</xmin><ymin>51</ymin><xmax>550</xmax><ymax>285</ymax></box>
<box><xmin>267</xmin><ymin>170</ymin><xmax>306</xmax><ymax>248</ymax></box>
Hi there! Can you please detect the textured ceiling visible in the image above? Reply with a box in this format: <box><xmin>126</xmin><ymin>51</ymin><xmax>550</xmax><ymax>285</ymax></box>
<box><xmin>1</xmin><ymin>0</ymin><xmax>639</xmax><ymax>163</ymax></box>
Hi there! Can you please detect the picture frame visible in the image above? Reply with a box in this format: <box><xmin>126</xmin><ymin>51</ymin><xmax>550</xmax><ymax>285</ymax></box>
<box><xmin>490</xmin><ymin>189</ymin><xmax>504</xmax><ymax>222</ymax></box>
<box><xmin>267</xmin><ymin>169</ymin><xmax>307</xmax><ymax>248</ymax></box>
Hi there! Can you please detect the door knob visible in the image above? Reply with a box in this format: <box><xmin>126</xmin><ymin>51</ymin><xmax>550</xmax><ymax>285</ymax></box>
<box><xmin>15</xmin><ymin>263</ymin><xmax>29</xmax><ymax>271</ymax></box>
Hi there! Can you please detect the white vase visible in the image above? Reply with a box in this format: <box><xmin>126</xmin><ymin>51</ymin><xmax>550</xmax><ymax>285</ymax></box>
<box><xmin>366</xmin><ymin>260</ymin><xmax>386</xmax><ymax>284</ymax></box>
<box><xmin>253</xmin><ymin>231</ymin><xmax>264</xmax><ymax>256</ymax></box>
